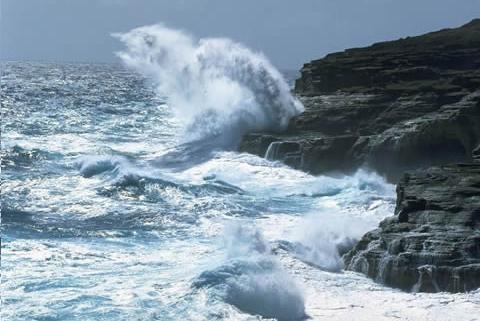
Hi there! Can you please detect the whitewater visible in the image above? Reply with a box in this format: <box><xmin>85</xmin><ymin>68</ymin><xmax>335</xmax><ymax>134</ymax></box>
<box><xmin>1</xmin><ymin>25</ymin><xmax>479</xmax><ymax>321</ymax></box>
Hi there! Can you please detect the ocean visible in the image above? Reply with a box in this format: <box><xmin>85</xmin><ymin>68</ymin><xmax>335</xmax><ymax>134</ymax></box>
<box><xmin>2</xmin><ymin>25</ymin><xmax>479</xmax><ymax>321</ymax></box>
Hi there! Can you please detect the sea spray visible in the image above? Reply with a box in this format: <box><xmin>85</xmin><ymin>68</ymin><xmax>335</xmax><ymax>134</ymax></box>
<box><xmin>193</xmin><ymin>223</ymin><xmax>306</xmax><ymax>321</ymax></box>
<box><xmin>278</xmin><ymin>169</ymin><xmax>395</xmax><ymax>271</ymax></box>
<box><xmin>285</xmin><ymin>208</ymin><xmax>372</xmax><ymax>271</ymax></box>
<box><xmin>113</xmin><ymin>24</ymin><xmax>303</xmax><ymax>149</ymax></box>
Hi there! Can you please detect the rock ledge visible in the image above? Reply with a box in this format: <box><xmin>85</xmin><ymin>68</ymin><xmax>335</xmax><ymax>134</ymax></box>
<box><xmin>343</xmin><ymin>164</ymin><xmax>480</xmax><ymax>292</ymax></box>
<box><xmin>240</xmin><ymin>19</ymin><xmax>480</xmax><ymax>181</ymax></box>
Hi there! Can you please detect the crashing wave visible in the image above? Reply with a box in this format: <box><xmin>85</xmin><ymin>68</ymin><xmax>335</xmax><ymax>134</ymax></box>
<box><xmin>114</xmin><ymin>24</ymin><xmax>303</xmax><ymax>150</ymax></box>
<box><xmin>193</xmin><ymin>224</ymin><xmax>305</xmax><ymax>321</ymax></box>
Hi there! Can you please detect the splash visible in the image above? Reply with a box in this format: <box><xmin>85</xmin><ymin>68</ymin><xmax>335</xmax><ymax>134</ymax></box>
<box><xmin>113</xmin><ymin>24</ymin><xmax>303</xmax><ymax>149</ymax></box>
<box><xmin>194</xmin><ymin>224</ymin><xmax>306</xmax><ymax>321</ymax></box>
<box><xmin>285</xmin><ymin>209</ymin><xmax>372</xmax><ymax>272</ymax></box>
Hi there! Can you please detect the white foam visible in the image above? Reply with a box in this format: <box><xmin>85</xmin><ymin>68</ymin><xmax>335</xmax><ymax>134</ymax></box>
<box><xmin>288</xmin><ymin>208</ymin><xmax>380</xmax><ymax>271</ymax></box>
<box><xmin>76</xmin><ymin>155</ymin><xmax>128</xmax><ymax>178</ymax></box>
<box><xmin>114</xmin><ymin>24</ymin><xmax>303</xmax><ymax>148</ymax></box>
<box><xmin>195</xmin><ymin>223</ymin><xmax>306</xmax><ymax>321</ymax></box>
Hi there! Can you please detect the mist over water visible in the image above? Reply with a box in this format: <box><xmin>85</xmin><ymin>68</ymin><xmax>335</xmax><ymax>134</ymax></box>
<box><xmin>2</xmin><ymin>26</ymin><xmax>479</xmax><ymax>321</ymax></box>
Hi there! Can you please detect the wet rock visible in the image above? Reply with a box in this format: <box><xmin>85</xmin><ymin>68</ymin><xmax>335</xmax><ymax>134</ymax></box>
<box><xmin>343</xmin><ymin>164</ymin><xmax>480</xmax><ymax>293</ymax></box>
<box><xmin>240</xmin><ymin>19</ymin><xmax>480</xmax><ymax>181</ymax></box>
<box><xmin>239</xmin><ymin>19</ymin><xmax>480</xmax><ymax>293</ymax></box>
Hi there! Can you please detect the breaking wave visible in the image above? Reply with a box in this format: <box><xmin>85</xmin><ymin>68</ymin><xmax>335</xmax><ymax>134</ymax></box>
<box><xmin>193</xmin><ymin>224</ymin><xmax>306</xmax><ymax>321</ymax></box>
<box><xmin>114</xmin><ymin>24</ymin><xmax>303</xmax><ymax>149</ymax></box>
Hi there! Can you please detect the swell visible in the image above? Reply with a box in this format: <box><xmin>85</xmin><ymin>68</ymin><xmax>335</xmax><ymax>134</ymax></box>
<box><xmin>2</xmin><ymin>145</ymin><xmax>63</xmax><ymax>169</ymax></box>
<box><xmin>76</xmin><ymin>155</ymin><xmax>244</xmax><ymax>195</ymax></box>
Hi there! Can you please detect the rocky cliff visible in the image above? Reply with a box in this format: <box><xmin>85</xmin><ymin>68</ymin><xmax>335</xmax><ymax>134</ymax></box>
<box><xmin>239</xmin><ymin>19</ymin><xmax>480</xmax><ymax>293</ymax></box>
<box><xmin>344</xmin><ymin>164</ymin><xmax>480</xmax><ymax>292</ymax></box>
<box><xmin>240</xmin><ymin>19</ymin><xmax>480</xmax><ymax>181</ymax></box>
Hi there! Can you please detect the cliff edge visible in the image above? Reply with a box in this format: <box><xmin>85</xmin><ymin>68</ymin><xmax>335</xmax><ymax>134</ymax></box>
<box><xmin>344</xmin><ymin>164</ymin><xmax>480</xmax><ymax>292</ymax></box>
<box><xmin>240</xmin><ymin>19</ymin><xmax>480</xmax><ymax>181</ymax></box>
<box><xmin>239</xmin><ymin>19</ymin><xmax>480</xmax><ymax>292</ymax></box>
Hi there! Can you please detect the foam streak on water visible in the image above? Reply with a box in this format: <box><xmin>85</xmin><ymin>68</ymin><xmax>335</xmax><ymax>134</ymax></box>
<box><xmin>2</xmin><ymin>51</ymin><xmax>479</xmax><ymax>321</ymax></box>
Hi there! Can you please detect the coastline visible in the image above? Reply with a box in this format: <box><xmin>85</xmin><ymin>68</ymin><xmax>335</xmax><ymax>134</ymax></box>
<box><xmin>240</xmin><ymin>19</ymin><xmax>480</xmax><ymax>293</ymax></box>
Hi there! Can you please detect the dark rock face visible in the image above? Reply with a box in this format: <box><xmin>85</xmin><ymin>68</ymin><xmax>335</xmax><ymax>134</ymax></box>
<box><xmin>295</xmin><ymin>19</ymin><xmax>480</xmax><ymax>95</ymax></box>
<box><xmin>239</xmin><ymin>19</ymin><xmax>480</xmax><ymax>293</ymax></box>
<box><xmin>240</xmin><ymin>19</ymin><xmax>480</xmax><ymax>181</ymax></box>
<box><xmin>343</xmin><ymin>164</ymin><xmax>480</xmax><ymax>292</ymax></box>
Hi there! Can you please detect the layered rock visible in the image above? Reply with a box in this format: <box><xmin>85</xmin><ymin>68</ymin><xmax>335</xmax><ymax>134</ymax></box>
<box><xmin>240</xmin><ymin>19</ymin><xmax>480</xmax><ymax>181</ymax></box>
<box><xmin>239</xmin><ymin>19</ymin><xmax>480</xmax><ymax>293</ymax></box>
<box><xmin>343</xmin><ymin>164</ymin><xmax>480</xmax><ymax>292</ymax></box>
<box><xmin>294</xmin><ymin>18</ymin><xmax>480</xmax><ymax>95</ymax></box>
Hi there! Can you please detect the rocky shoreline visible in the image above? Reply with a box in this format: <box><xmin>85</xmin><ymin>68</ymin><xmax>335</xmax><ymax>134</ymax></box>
<box><xmin>344</xmin><ymin>164</ymin><xmax>480</xmax><ymax>292</ymax></box>
<box><xmin>240</xmin><ymin>19</ymin><xmax>480</xmax><ymax>292</ymax></box>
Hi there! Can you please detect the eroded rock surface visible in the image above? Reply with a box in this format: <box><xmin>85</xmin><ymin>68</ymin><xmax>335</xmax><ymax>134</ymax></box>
<box><xmin>240</xmin><ymin>19</ymin><xmax>480</xmax><ymax>181</ymax></box>
<box><xmin>239</xmin><ymin>18</ymin><xmax>480</xmax><ymax>293</ymax></box>
<box><xmin>343</xmin><ymin>164</ymin><xmax>480</xmax><ymax>292</ymax></box>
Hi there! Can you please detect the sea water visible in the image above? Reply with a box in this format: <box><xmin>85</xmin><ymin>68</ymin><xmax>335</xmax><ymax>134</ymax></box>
<box><xmin>2</xmin><ymin>25</ymin><xmax>479</xmax><ymax>321</ymax></box>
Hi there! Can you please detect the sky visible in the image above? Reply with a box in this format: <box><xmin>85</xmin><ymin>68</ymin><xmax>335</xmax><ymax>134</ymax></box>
<box><xmin>1</xmin><ymin>0</ymin><xmax>480</xmax><ymax>69</ymax></box>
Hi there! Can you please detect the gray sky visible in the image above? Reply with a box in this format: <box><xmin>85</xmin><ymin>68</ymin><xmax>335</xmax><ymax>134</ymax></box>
<box><xmin>1</xmin><ymin>0</ymin><xmax>480</xmax><ymax>69</ymax></box>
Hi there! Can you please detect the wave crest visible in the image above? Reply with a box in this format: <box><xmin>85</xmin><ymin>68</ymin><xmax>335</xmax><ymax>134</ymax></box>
<box><xmin>114</xmin><ymin>24</ymin><xmax>303</xmax><ymax>149</ymax></box>
<box><xmin>193</xmin><ymin>224</ymin><xmax>305</xmax><ymax>321</ymax></box>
